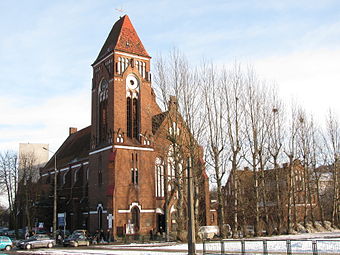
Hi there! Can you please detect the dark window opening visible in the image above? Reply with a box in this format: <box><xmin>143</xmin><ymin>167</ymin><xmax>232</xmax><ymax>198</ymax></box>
<box><xmin>131</xmin><ymin>207</ymin><xmax>140</xmax><ymax>232</ymax></box>
<box><xmin>131</xmin><ymin>168</ymin><xmax>135</xmax><ymax>184</ymax></box>
<box><xmin>98</xmin><ymin>207</ymin><xmax>103</xmax><ymax>229</ymax></box>
<box><xmin>131</xmin><ymin>153</ymin><xmax>138</xmax><ymax>185</ymax></box>
<box><xmin>133</xmin><ymin>98</ymin><xmax>139</xmax><ymax>139</ymax></box>
<box><xmin>127</xmin><ymin>97</ymin><xmax>132</xmax><ymax>137</ymax></box>
<box><xmin>98</xmin><ymin>79</ymin><xmax>108</xmax><ymax>144</ymax></box>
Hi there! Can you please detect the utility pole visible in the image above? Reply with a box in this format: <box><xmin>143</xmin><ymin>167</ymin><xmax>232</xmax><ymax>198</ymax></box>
<box><xmin>43</xmin><ymin>147</ymin><xmax>57</xmax><ymax>240</ymax></box>
<box><xmin>187</xmin><ymin>158</ymin><xmax>196</xmax><ymax>255</ymax></box>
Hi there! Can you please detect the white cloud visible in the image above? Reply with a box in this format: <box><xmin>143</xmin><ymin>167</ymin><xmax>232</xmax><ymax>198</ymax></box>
<box><xmin>0</xmin><ymin>88</ymin><xmax>90</xmax><ymax>153</ymax></box>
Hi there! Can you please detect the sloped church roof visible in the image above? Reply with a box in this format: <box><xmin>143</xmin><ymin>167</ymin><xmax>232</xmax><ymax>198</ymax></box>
<box><xmin>93</xmin><ymin>15</ymin><xmax>150</xmax><ymax>65</ymax></box>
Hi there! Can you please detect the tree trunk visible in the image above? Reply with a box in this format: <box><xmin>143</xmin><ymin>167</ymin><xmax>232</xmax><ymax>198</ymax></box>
<box><xmin>274</xmin><ymin>158</ymin><xmax>282</xmax><ymax>234</ymax></box>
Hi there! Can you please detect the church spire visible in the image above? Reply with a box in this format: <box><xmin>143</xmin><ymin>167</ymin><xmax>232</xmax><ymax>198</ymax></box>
<box><xmin>93</xmin><ymin>15</ymin><xmax>150</xmax><ymax>65</ymax></box>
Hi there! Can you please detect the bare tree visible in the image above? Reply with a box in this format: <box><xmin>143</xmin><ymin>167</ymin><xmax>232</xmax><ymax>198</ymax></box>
<box><xmin>296</xmin><ymin>110</ymin><xmax>317</xmax><ymax>228</ymax></box>
<box><xmin>309</xmin><ymin>120</ymin><xmax>326</xmax><ymax>227</ymax></box>
<box><xmin>179</xmin><ymin>65</ymin><xmax>208</xmax><ymax>235</ymax></box>
<box><xmin>202</xmin><ymin>62</ymin><xmax>228</xmax><ymax>237</ymax></box>
<box><xmin>284</xmin><ymin>105</ymin><xmax>299</xmax><ymax>233</ymax></box>
<box><xmin>18</xmin><ymin>151</ymin><xmax>38</xmax><ymax>231</ymax></box>
<box><xmin>324</xmin><ymin>110</ymin><xmax>340</xmax><ymax>227</ymax></box>
<box><xmin>221</xmin><ymin>64</ymin><xmax>244</xmax><ymax>237</ymax></box>
<box><xmin>0</xmin><ymin>151</ymin><xmax>19</xmax><ymax>231</ymax></box>
<box><xmin>153</xmin><ymin>50</ymin><xmax>187</xmax><ymax>240</ymax></box>
<box><xmin>267</xmin><ymin>88</ymin><xmax>285</xmax><ymax>234</ymax></box>
<box><xmin>153</xmin><ymin>49</ymin><xmax>208</xmax><ymax>241</ymax></box>
<box><xmin>243</xmin><ymin>69</ymin><xmax>271</xmax><ymax>236</ymax></box>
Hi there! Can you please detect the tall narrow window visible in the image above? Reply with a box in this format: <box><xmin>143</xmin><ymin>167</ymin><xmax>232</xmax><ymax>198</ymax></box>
<box><xmin>131</xmin><ymin>153</ymin><xmax>138</xmax><ymax>185</ymax></box>
<box><xmin>155</xmin><ymin>157</ymin><xmax>164</xmax><ymax>198</ymax></box>
<box><xmin>133</xmin><ymin>98</ymin><xmax>139</xmax><ymax>139</ymax></box>
<box><xmin>126</xmin><ymin>74</ymin><xmax>140</xmax><ymax>141</ymax></box>
<box><xmin>98</xmin><ymin>79</ymin><xmax>108</xmax><ymax>144</ymax></box>
<box><xmin>127</xmin><ymin>97</ymin><xmax>132</xmax><ymax>137</ymax></box>
<box><xmin>135</xmin><ymin>153</ymin><xmax>138</xmax><ymax>184</ymax></box>
<box><xmin>131</xmin><ymin>153</ymin><xmax>134</xmax><ymax>183</ymax></box>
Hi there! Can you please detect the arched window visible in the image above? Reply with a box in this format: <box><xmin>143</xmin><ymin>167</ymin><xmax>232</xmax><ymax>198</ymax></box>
<box><xmin>98</xmin><ymin>79</ymin><xmax>108</xmax><ymax>144</ymax></box>
<box><xmin>98</xmin><ymin>206</ymin><xmax>103</xmax><ymax>229</ymax></box>
<box><xmin>133</xmin><ymin>97</ymin><xmax>139</xmax><ymax>139</ymax></box>
<box><xmin>74</xmin><ymin>168</ymin><xmax>79</xmax><ymax>183</ymax></box>
<box><xmin>126</xmin><ymin>74</ymin><xmax>140</xmax><ymax>141</ymax></box>
<box><xmin>155</xmin><ymin>157</ymin><xmax>164</xmax><ymax>198</ymax></box>
<box><xmin>126</xmin><ymin>97</ymin><xmax>132</xmax><ymax>137</ymax></box>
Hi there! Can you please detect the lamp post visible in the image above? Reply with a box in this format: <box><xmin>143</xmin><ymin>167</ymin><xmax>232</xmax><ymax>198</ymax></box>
<box><xmin>187</xmin><ymin>157</ymin><xmax>196</xmax><ymax>255</ymax></box>
<box><xmin>43</xmin><ymin>147</ymin><xmax>57</xmax><ymax>240</ymax></box>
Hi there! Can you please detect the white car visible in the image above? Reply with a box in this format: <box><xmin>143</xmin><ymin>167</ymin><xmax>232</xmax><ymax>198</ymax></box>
<box><xmin>198</xmin><ymin>226</ymin><xmax>220</xmax><ymax>239</ymax></box>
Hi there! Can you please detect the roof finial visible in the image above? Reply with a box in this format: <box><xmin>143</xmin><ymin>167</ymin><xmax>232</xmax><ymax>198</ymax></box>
<box><xmin>115</xmin><ymin>8</ymin><xmax>125</xmax><ymax>18</ymax></box>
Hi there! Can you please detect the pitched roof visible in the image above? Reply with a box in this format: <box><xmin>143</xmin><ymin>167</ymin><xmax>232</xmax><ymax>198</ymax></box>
<box><xmin>93</xmin><ymin>15</ymin><xmax>150</xmax><ymax>65</ymax></box>
<box><xmin>152</xmin><ymin>111</ymin><xmax>168</xmax><ymax>134</ymax></box>
<box><xmin>43</xmin><ymin>126</ymin><xmax>91</xmax><ymax>170</ymax></box>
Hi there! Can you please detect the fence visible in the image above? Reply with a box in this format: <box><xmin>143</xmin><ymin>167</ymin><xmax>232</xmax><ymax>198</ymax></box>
<box><xmin>202</xmin><ymin>239</ymin><xmax>340</xmax><ymax>254</ymax></box>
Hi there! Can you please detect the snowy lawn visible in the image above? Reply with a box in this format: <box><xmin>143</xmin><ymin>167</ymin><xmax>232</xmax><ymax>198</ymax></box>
<box><xmin>16</xmin><ymin>231</ymin><xmax>340</xmax><ymax>254</ymax></box>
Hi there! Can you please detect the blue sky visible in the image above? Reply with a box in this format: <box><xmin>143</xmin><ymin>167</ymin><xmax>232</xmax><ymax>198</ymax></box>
<box><xmin>1</xmin><ymin>0</ymin><xmax>340</xmax><ymax>153</ymax></box>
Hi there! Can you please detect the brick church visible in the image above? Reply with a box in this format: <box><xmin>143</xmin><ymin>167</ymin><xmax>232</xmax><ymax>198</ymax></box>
<box><xmin>38</xmin><ymin>15</ymin><xmax>211</xmax><ymax>238</ymax></box>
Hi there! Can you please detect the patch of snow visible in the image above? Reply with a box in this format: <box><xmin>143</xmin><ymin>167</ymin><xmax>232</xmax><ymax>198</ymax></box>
<box><xmin>16</xmin><ymin>231</ymin><xmax>340</xmax><ymax>255</ymax></box>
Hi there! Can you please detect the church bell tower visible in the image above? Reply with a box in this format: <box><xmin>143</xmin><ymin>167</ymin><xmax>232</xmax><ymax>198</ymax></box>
<box><xmin>90</xmin><ymin>15</ymin><xmax>157</xmax><ymax>149</ymax></box>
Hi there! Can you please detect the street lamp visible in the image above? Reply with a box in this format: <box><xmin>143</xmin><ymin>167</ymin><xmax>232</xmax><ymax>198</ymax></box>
<box><xmin>43</xmin><ymin>147</ymin><xmax>57</xmax><ymax>240</ymax></box>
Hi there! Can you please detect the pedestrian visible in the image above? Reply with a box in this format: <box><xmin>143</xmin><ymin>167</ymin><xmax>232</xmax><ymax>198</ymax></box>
<box><xmin>25</xmin><ymin>230</ymin><xmax>30</xmax><ymax>240</ymax></box>
<box><xmin>57</xmin><ymin>232</ymin><xmax>63</xmax><ymax>244</ymax></box>
<box><xmin>93</xmin><ymin>229</ymin><xmax>99</xmax><ymax>244</ymax></box>
<box><xmin>149</xmin><ymin>229</ymin><xmax>153</xmax><ymax>240</ymax></box>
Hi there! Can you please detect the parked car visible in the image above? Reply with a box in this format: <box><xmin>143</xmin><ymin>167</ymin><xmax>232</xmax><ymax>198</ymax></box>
<box><xmin>17</xmin><ymin>234</ymin><xmax>56</xmax><ymax>250</ymax></box>
<box><xmin>73</xmin><ymin>229</ymin><xmax>93</xmax><ymax>243</ymax></box>
<box><xmin>198</xmin><ymin>226</ymin><xmax>220</xmax><ymax>239</ymax></box>
<box><xmin>0</xmin><ymin>236</ymin><xmax>13</xmax><ymax>251</ymax></box>
<box><xmin>35</xmin><ymin>229</ymin><xmax>48</xmax><ymax>235</ymax></box>
<box><xmin>63</xmin><ymin>233</ymin><xmax>90</xmax><ymax>247</ymax></box>
<box><xmin>72</xmin><ymin>229</ymin><xmax>90</xmax><ymax>237</ymax></box>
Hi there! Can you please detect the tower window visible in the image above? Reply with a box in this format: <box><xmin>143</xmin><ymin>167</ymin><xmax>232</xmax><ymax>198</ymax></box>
<box><xmin>98</xmin><ymin>79</ymin><xmax>109</xmax><ymax>144</ymax></box>
<box><xmin>131</xmin><ymin>153</ymin><xmax>139</xmax><ymax>185</ymax></box>
<box><xmin>126</xmin><ymin>74</ymin><xmax>140</xmax><ymax>141</ymax></box>
<box><xmin>133</xmin><ymin>98</ymin><xmax>139</xmax><ymax>139</ymax></box>
<box><xmin>127</xmin><ymin>97</ymin><xmax>132</xmax><ymax>137</ymax></box>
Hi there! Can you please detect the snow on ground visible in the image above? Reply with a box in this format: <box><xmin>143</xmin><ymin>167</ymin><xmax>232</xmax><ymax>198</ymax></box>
<box><xmin>17</xmin><ymin>250</ymin><xmax>187</xmax><ymax>255</ymax></box>
<box><xmin>16</xmin><ymin>231</ymin><xmax>340</xmax><ymax>254</ymax></box>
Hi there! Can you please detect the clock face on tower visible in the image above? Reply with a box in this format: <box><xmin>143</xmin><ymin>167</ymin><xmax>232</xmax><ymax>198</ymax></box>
<box><xmin>126</xmin><ymin>74</ymin><xmax>139</xmax><ymax>90</ymax></box>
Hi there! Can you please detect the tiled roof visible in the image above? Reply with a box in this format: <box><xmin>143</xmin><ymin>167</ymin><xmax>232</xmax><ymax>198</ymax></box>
<box><xmin>43</xmin><ymin>126</ymin><xmax>91</xmax><ymax>170</ymax></box>
<box><xmin>93</xmin><ymin>15</ymin><xmax>150</xmax><ymax>65</ymax></box>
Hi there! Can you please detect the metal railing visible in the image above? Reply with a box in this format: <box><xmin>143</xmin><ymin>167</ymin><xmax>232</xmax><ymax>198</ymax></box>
<box><xmin>202</xmin><ymin>239</ymin><xmax>340</xmax><ymax>254</ymax></box>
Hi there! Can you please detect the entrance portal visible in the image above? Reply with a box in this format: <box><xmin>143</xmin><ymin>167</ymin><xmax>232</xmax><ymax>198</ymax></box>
<box><xmin>131</xmin><ymin>206</ymin><xmax>140</xmax><ymax>233</ymax></box>
<box><xmin>156</xmin><ymin>214</ymin><xmax>165</xmax><ymax>233</ymax></box>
